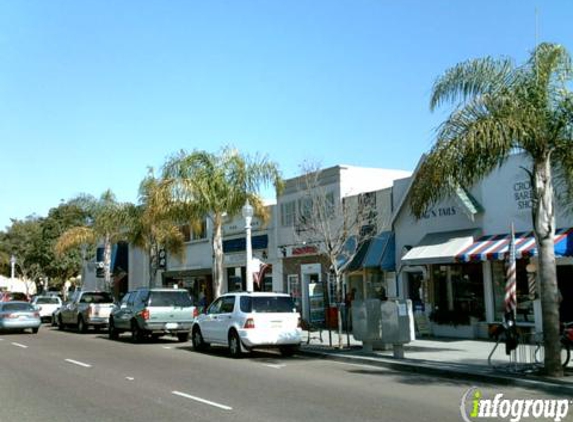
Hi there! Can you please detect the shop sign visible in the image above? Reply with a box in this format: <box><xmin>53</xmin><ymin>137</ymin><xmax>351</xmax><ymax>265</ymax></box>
<box><xmin>513</xmin><ymin>180</ymin><xmax>533</xmax><ymax>210</ymax></box>
<box><xmin>292</xmin><ymin>245</ymin><xmax>318</xmax><ymax>256</ymax></box>
<box><xmin>421</xmin><ymin>206</ymin><xmax>457</xmax><ymax>219</ymax></box>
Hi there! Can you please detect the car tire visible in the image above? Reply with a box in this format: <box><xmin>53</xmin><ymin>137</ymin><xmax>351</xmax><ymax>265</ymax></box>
<box><xmin>32</xmin><ymin>327</ymin><xmax>39</xmax><ymax>334</ymax></box>
<box><xmin>57</xmin><ymin>315</ymin><xmax>64</xmax><ymax>331</ymax></box>
<box><xmin>78</xmin><ymin>317</ymin><xmax>88</xmax><ymax>334</ymax></box>
<box><xmin>192</xmin><ymin>327</ymin><xmax>208</xmax><ymax>351</ymax></box>
<box><xmin>228</xmin><ymin>330</ymin><xmax>242</xmax><ymax>358</ymax></box>
<box><xmin>279</xmin><ymin>345</ymin><xmax>299</xmax><ymax>357</ymax></box>
<box><xmin>108</xmin><ymin>319</ymin><xmax>119</xmax><ymax>340</ymax></box>
<box><xmin>131</xmin><ymin>320</ymin><xmax>144</xmax><ymax>343</ymax></box>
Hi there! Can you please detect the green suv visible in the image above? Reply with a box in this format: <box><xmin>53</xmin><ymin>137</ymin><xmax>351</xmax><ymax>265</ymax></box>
<box><xmin>108</xmin><ymin>288</ymin><xmax>198</xmax><ymax>343</ymax></box>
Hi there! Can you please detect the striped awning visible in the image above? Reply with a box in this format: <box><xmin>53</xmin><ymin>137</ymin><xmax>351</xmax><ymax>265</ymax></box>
<box><xmin>456</xmin><ymin>227</ymin><xmax>573</xmax><ymax>262</ymax></box>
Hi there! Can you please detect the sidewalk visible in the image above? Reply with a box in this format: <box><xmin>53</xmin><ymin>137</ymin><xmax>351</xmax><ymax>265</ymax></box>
<box><xmin>299</xmin><ymin>329</ymin><xmax>573</xmax><ymax>393</ymax></box>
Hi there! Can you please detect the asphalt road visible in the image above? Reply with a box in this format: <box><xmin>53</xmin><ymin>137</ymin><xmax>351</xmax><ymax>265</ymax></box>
<box><xmin>0</xmin><ymin>326</ymin><xmax>570</xmax><ymax>422</ymax></box>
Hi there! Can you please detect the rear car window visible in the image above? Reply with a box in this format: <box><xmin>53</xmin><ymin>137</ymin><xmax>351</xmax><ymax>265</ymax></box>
<box><xmin>2</xmin><ymin>303</ymin><xmax>34</xmax><ymax>312</ymax></box>
<box><xmin>240</xmin><ymin>296</ymin><xmax>296</xmax><ymax>313</ymax></box>
<box><xmin>148</xmin><ymin>291</ymin><xmax>192</xmax><ymax>307</ymax></box>
<box><xmin>81</xmin><ymin>292</ymin><xmax>113</xmax><ymax>304</ymax></box>
<box><xmin>36</xmin><ymin>297</ymin><xmax>60</xmax><ymax>304</ymax></box>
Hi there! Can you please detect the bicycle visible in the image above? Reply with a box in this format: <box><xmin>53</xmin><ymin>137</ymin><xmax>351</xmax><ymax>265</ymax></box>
<box><xmin>533</xmin><ymin>324</ymin><xmax>572</xmax><ymax>368</ymax></box>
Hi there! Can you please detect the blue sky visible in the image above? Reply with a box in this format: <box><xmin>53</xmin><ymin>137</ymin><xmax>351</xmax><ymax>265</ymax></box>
<box><xmin>0</xmin><ymin>1</ymin><xmax>571</xmax><ymax>230</ymax></box>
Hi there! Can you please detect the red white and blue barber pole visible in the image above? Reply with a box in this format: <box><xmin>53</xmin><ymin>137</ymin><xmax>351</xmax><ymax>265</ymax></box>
<box><xmin>505</xmin><ymin>223</ymin><xmax>517</xmax><ymax>320</ymax></box>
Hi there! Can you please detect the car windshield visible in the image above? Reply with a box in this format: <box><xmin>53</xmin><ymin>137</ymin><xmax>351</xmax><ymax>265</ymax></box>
<box><xmin>36</xmin><ymin>297</ymin><xmax>60</xmax><ymax>304</ymax></box>
<box><xmin>2</xmin><ymin>303</ymin><xmax>34</xmax><ymax>312</ymax></box>
<box><xmin>240</xmin><ymin>296</ymin><xmax>296</xmax><ymax>313</ymax></box>
<box><xmin>148</xmin><ymin>291</ymin><xmax>192</xmax><ymax>307</ymax></box>
<box><xmin>81</xmin><ymin>293</ymin><xmax>113</xmax><ymax>304</ymax></box>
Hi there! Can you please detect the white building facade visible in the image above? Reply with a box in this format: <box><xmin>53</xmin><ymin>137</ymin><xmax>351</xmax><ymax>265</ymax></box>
<box><xmin>393</xmin><ymin>153</ymin><xmax>573</xmax><ymax>338</ymax></box>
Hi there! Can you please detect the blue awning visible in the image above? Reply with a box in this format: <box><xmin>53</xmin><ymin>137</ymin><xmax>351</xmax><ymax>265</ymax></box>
<box><xmin>223</xmin><ymin>235</ymin><xmax>268</xmax><ymax>253</ymax></box>
<box><xmin>344</xmin><ymin>231</ymin><xmax>395</xmax><ymax>272</ymax></box>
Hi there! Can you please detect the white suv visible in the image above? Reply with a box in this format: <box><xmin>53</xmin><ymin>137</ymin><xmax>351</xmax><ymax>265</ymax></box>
<box><xmin>191</xmin><ymin>292</ymin><xmax>302</xmax><ymax>357</ymax></box>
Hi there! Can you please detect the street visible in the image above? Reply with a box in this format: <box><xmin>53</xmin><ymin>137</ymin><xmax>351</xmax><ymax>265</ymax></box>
<box><xmin>0</xmin><ymin>327</ymin><xmax>570</xmax><ymax>422</ymax></box>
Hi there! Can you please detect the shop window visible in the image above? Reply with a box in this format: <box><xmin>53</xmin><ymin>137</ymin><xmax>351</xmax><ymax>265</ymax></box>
<box><xmin>491</xmin><ymin>260</ymin><xmax>535</xmax><ymax>323</ymax></box>
<box><xmin>280</xmin><ymin>201</ymin><xmax>295</xmax><ymax>227</ymax></box>
<box><xmin>431</xmin><ymin>264</ymin><xmax>485</xmax><ymax>325</ymax></box>
<box><xmin>179</xmin><ymin>220</ymin><xmax>207</xmax><ymax>242</ymax></box>
<box><xmin>287</xmin><ymin>274</ymin><xmax>302</xmax><ymax>313</ymax></box>
<box><xmin>327</xmin><ymin>273</ymin><xmax>339</xmax><ymax>305</ymax></box>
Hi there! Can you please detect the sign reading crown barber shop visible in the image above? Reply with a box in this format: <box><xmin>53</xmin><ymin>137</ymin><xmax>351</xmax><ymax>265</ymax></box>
<box><xmin>513</xmin><ymin>180</ymin><xmax>533</xmax><ymax>210</ymax></box>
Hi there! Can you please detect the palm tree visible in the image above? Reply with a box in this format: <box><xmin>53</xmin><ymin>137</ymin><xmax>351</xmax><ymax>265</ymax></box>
<box><xmin>161</xmin><ymin>147</ymin><xmax>283</xmax><ymax>299</ymax></box>
<box><xmin>55</xmin><ymin>190</ymin><xmax>131</xmax><ymax>292</ymax></box>
<box><xmin>127</xmin><ymin>169</ymin><xmax>185</xmax><ymax>287</ymax></box>
<box><xmin>410</xmin><ymin>43</ymin><xmax>573</xmax><ymax>376</ymax></box>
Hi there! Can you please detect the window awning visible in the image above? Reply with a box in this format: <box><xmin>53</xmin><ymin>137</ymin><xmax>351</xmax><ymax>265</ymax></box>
<box><xmin>344</xmin><ymin>231</ymin><xmax>396</xmax><ymax>272</ymax></box>
<box><xmin>456</xmin><ymin>227</ymin><xmax>573</xmax><ymax>262</ymax></box>
<box><xmin>401</xmin><ymin>229</ymin><xmax>479</xmax><ymax>266</ymax></box>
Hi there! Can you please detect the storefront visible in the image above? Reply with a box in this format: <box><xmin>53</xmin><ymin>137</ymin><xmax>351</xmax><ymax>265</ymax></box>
<box><xmin>223</xmin><ymin>234</ymin><xmax>274</xmax><ymax>292</ymax></box>
<box><xmin>162</xmin><ymin>269</ymin><xmax>213</xmax><ymax>311</ymax></box>
<box><xmin>393</xmin><ymin>153</ymin><xmax>573</xmax><ymax>338</ymax></box>
<box><xmin>343</xmin><ymin>231</ymin><xmax>396</xmax><ymax>302</ymax></box>
<box><xmin>281</xmin><ymin>245</ymin><xmax>331</xmax><ymax>326</ymax></box>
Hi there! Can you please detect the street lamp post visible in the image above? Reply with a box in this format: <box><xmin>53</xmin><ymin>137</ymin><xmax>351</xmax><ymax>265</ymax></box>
<box><xmin>10</xmin><ymin>255</ymin><xmax>16</xmax><ymax>280</ymax></box>
<box><xmin>242</xmin><ymin>200</ymin><xmax>254</xmax><ymax>292</ymax></box>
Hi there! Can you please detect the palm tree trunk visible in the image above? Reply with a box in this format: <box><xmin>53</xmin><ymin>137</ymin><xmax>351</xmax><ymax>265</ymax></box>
<box><xmin>103</xmin><ymin>235</ymin><xmax>112</xmax><ymax>293</ymax></box>
<box><xmin>212</xmin><ymin>216</ymin><xmax>224</xmax><ymax>299</ymax></box>
<box><xmin>148</xmin><ymin>245</ymin><xmax>156</xmax><ymax>288</ymax></box>
<box><xmin>532</xmin><ymin>157</ymin><xmax>563</xmax><ymax>377</ymax></box>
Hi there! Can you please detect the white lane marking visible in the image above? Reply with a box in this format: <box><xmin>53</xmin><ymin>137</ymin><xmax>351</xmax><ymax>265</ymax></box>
<box><xmin>11</xmin><ymin>342</ymin><xmax>28</xmax><ymax>349</ymax></box>
<box><xmin>125</xmin><ymin>377</ymin><xmax>135</xmax><ymax>381</ymax></box>
<box><xmin>162</xmin><ymin>346</ymin><xmax>172</xmax><ymax>350</ymax></box>
<box><xmin>263</xmin><ymin>363</ymin><xmax>286</xmax><ymax>369</ymax></box>
<box><xmin>65</xmin><ymin>359</ymin><xmax>92</xmax><ymax>368</ymax></box>
<box><xmin>0</xmin><ymin>338</ymin><xmax>4</xmax><ymax>341</ymax></box>
<box><xmin>172</xmin><ymin>391</ymin><xmax>233</xmax><ymax>411</ymax></box>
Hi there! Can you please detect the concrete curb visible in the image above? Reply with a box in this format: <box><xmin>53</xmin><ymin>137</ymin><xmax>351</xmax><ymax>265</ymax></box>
<box><xmin>298</xmin><ymin>347</ymin><xmax>573</xmax><ymax>395</ymax></box>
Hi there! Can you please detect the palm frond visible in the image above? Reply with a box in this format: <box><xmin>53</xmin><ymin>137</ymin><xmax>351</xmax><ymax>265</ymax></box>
<box><xmin>55</xmin><ymin>227</ymin><xmax>96</xmax><ymax>256</ymax></box>
<box><xmin>430</xmin><ymin>57</ymin><xmax>514</xmax><ymax>111</ymax></box>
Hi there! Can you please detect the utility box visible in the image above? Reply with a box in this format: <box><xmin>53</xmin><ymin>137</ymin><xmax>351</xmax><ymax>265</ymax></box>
<box><xmin>352</xmin><ymin>299</ymin><xmax>415</xmax><ymax>353</ymax></box>
<box><xmin>379</xmin><ymin>300</ymin><xmax>415</xmax><ymax>344</ymax></box>
<box><xmin>352</xmin><ymin>299</ymin><xmax>383</xmax><ymax>342</ymax></box>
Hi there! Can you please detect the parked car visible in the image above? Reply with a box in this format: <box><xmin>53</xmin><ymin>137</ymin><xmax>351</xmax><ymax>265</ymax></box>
<box><xmin>0</xmin><ymin>292</ymin><xmax>30</xmax><ymax>302</ymax></box>
<box><xmin>51</xmin><ymin>307</ymin><xmax>61</xmax><ymax>327</ymax></box>
<box><xmin>31</xmin><ymin>296</ymin><xmax>62</xmax><ymax>323</ymax></box>
<box><xmin>58</xmin><ymin>291</ymin><xmax>114</xmax><ymax>333</ymax></box>
<box><xmin>191</xmin><ymin>292</ymin><xmax>302</xmax><ymax>357</ymax></box>
<box><xmin>0</xmin><ymin>301</ymin><xmax>41</xmax><ymax>333</ymax></box>
<box><xmin>108</xmin><ymin>288</ymin><xmax>198</xmax><ymax>343</ymax></box>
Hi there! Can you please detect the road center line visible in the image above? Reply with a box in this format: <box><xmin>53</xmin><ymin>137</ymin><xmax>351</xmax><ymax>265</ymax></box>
<box><xmin>11</xmin><ymin>342</ymin><xmax>28</xmax><ymax>349</ymax></box>
<box><xmin>65</xmin><ymin>359</ymin><xmax>92</xmax><ymax>368</ymax></box>
<box><xmin>172</xmin><ymin>391</ymin><xmax>233</xmax><ymax>410</ymax></box>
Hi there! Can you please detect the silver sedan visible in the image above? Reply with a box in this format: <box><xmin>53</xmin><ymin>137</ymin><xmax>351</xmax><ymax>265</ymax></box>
<box><xmin>0</xmin><ymin>301</ymin><xmax>41</xmax><ymax>333</ymax></box>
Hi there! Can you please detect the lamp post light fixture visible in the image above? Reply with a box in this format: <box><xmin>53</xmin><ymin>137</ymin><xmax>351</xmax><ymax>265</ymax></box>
<box><xmin>242</xmin><ymin>199</ymin><xmax>254</xmax><ymax>292</ymax></box>
<box><xmin>9</xmin><ymin>255</ymin><xmax>16</xmax><ymax>280</ymax></box>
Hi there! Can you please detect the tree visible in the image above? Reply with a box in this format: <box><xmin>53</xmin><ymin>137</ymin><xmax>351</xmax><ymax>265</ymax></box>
<box><xmin>293</xmin><ymin>162</ymin><xmax>380</xmax><ymax>348</ymax></box>
<box><xmin>410</xmin><ymin>43</ymin><xmax>573</xmax><ymax>376</ymax></box>
<box><xmin>0</xmin><ymin>216</ymin><xmax>45</xmax><ymax>289</ymax></box>
<box><xmin>55</xmin><ymin>190</ymin><xmax>131</xmax><ymax>292</ymax></box>
<box><xmin>127</xmin><ymin>168</ymin><xmax>185</xmax><ymax>287</ymax></box>
<box><xmin>39</xmin><ymin>202</ymin><xmax>91</xmax><ymax>289</ymax></box>
<box><xmin>161</xmin><ymin>147</ymin><xmax>283</xmax><ymax>299</ymax></box>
